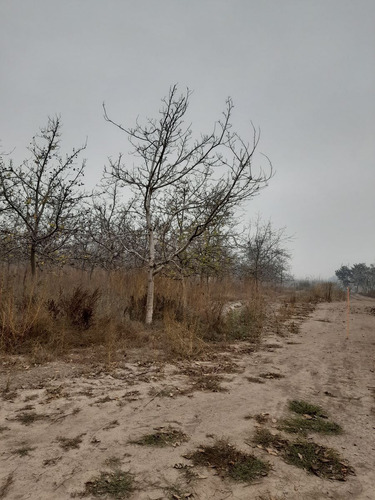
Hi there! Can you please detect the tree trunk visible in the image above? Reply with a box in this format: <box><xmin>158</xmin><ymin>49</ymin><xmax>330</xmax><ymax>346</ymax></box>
<box><xmin>145</xmin><ymin>225</ymin><xmax>155</xmax><ymax>324</ymax></box>
<box><xmin>145</xmin><ymin>266</ymin><xmax>155</xmax><ymax>324</ymax></box>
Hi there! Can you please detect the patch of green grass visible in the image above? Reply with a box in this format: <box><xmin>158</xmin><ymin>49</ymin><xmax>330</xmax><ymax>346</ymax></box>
<box><xmin>83</xmin><ymin>470</ymin><xmax>134</xmax><ymax>499</ymax></box>
<box><xmin>278</xmin><ymin>416</ymin><xmax>342</xmax><ymax>436</ymax></box>
<box><xmin>253</xmin><ymin>428</ymin><xmax>353</xmax><ymax>481</ymax></box>
<box><xmin>284</xmin><ymin>441</ymin><xmax>351</xmax><ymax>479</ymax></box>
<box><xmin>288</xmin><ymin>400</ymin><xmax>325</xmax><ymax>417</ymax></box>
<box><xmin>187</xmin><ymin>439</ymin><xmax>269</xmax><ymax>483</ymax></box>
<box><xmin>253</xmin><ymin>428</ymin><xmax>280</xmax><ymax>448</ymax></box>
<box><xmin>131</xmin><ymin>427</ymin><xmax>188</xmax><ymax>447</ymax></box>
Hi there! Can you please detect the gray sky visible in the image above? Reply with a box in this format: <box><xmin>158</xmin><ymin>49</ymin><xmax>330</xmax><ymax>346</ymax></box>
<box><xmin>1</xmin><ymin>0</ymin><xmax>374</xmax><ymax>279</ymax></box>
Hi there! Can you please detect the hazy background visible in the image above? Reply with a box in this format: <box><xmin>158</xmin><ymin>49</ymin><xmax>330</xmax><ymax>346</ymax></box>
<box><xmin>1</xmin><ymin>0</ymin><xmax>374</xmax><ymax>279</ymax></box>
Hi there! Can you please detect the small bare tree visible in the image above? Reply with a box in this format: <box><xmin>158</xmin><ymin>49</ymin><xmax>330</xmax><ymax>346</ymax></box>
<box><xmin>241</xmin><ymin>216</ymin><xmax>292</xmax><ymax>289</ymax></box>
<box><xmin>0</xmin><ymin>117</ymin><xmax>86</xmax><ymax>276</ymax></box>
<box><xmin>104</xmin><ymin>85</ymin><xmax>272</xmax><ymax>323</ymax></box>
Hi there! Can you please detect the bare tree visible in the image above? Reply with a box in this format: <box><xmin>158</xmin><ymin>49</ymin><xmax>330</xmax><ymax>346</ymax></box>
<box><xmin>104</xmin><ymin>85</ymin><xmax>272</xmax><ymax>323</ymax></box>
<box><xmin>72</xmin><ymin>180</ymin><xmax>145</xmax><ymax>271</ymax></box>
<box><xmin>241</xmin><ymin>216</ymin><xmax>292</xmax><ymax>289</ymax></box>
<box><xmin>0</xmin><ymin>117</ymin><xmax>86</xmax><ymax>276</ymax></box>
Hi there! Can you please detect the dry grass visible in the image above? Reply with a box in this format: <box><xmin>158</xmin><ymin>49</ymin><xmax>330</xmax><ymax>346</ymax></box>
<box><xmin>130</xmin><ymin>427</ymin><xmax>188</xmax><ymax>447</ymax></box>
<box><xmin>79</xmin><ymin>470</ymin><xmax>135</xmax><ymax>499</ymax></box>
<box><xmin>57</xmin><ymin>434</ymin><xmax>84</xmax><ymax>451</ymax></box>
<box><xmin>0</xmin><ymin>266</ymin><xmax>343</xmax><ymax>364</ymax></box>
<box><xmin>0</xmin><ymin>267</ymin><xmax>267</xmax><ymax>362</ymax></box>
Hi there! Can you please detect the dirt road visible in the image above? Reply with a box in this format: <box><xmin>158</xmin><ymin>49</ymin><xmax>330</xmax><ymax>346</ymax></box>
<box><xmin>1</xmin><ymin>296</ymin><xmax>374</xmax><ymax>499</ymax></box>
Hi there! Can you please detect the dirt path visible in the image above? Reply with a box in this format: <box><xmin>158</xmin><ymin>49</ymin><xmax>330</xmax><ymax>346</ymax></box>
<box><xmin>1</xmin><ymin>297</ymin><xmax>374</xmax><ymax>499</ymax></box>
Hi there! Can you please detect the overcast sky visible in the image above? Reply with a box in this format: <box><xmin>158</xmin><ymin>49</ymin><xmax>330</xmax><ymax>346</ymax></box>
<box><xmin>1</xmin><ymin>0</ymin><xmax>374</xmax><ymax>278</ymax></box>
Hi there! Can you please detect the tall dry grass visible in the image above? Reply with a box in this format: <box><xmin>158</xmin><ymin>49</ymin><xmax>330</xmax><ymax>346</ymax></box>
<box><xmin>0</xmin><ymin>266</ymin><xmax>344</xmax><ymax>363</ymax></box>
<box><xmin>0</xmin><ymin>266</ymin><xmax>267</xmax><ymax>362</ymax></box>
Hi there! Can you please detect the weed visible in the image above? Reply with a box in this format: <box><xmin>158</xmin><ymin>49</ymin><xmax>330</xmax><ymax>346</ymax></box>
<box><xmin>43</xmin><ymin>456</ymin><xmax>62</xmax><ymax>466</ymax></box>
<box><xmin>284</xmin><ymin>441</ymin><xmax>353</xmax><ymax>479</ymax></box>
<box><xmin>131</xmin><ymin>427</ymin><xmax>188</xmax><ymax>447</ymax></box>
<box><xmin>253</xmin><ymin>428</ymin><xmax>353</xmax><ymax>480</ymax></box>
<box><xmin>288</xmin><ymin>399</ymin><xmax>326</xmax><ymax>417</ymax></box>
<box><xmin>254</xmin><ymin>413</ymin><xmax>270</xmax><ymax>424</ymax></box>
<box><xmin>12</xmin><ymin>445</ymin><xmax>36</xmax><ymax>456</ymax></box>
<box><xmin>187</xmin><ymin>439</ymin><xmax>269</xmax><ymax>482</ymax></box>
<box><xmin>83</xmin><ymin>470</ymin><xmax>135</xmax><ymax>499</ymax></box>
<box><xmin>53</xmin><ymin>286</ymin><xmax>101</xmax><ymax>329</ymax></box>
<box><xmin>278</xmin><ymin>416</ymin><xmax>342</xmax><ymax>436</ymax></box>
<box><xmin>45</xmin><ymin>385</ymin><xmax>67</xmax><ymax>401</ymax></box>
<box><xmin>57</xmin><ymin>434</ymin><xmax>84</xmax><ymax>451</ymax></box>
<box><xmin>12</xmin><ymin>411</ymin><xmax>48</xmax><ymax>425</ymax></box>
<box><xmin>190</xmin><ymin>374</ymin><xmax>227</xmax><ymax>393</ymax></box>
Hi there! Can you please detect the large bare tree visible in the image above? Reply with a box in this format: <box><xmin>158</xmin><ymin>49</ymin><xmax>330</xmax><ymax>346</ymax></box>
<box><xmin>0</xmin><ymin>117</ymin><xmax>86</xmax><ymax>276</ymax></box>
<box><xmin>104</xmin><ymin>85</ymin><xmax>272</xmax><ymax>323</ymax></box>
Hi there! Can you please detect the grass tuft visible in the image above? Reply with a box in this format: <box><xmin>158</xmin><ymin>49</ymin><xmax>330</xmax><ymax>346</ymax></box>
<box><xmin>130</xmin><ymin>427</ymin><xmax>188</xmax><ymax>447</ymax></box>
<box><xmin>12</xmin><ymin>411</ymin><xmax>48</xmax><ymax>426</ymax></box>
<box><xmin>188</xmin><ymin>439</ymin><xmax>269</xmax><ymax>483</ymax></box>
<box><xmin>278</xmin><ymin>415</ymin><xmax>342</xmax><ymax>436</ymax></box>
<box><xmin>253</xmin><ymin>428</ymin><xmax>353</xmax><ymax>480</ymax></box>
<box><xmin>288</xmin><ymin>400</ymin><xmax>325</xmax><ymax>417</ymax></box>
<box><xmin>12</xmin><ymin>445</ymin><xmax>36</xmax><ymax>457</ymax></box>
<box><xmin>83</xmin><ymin>470</ymin><xmax>134</xmax><ymax>499</ymax></box>
<box><xmin>57</xmin><ymin>434</ymin><xmax>84</xmax><ymax>451</ymax></box>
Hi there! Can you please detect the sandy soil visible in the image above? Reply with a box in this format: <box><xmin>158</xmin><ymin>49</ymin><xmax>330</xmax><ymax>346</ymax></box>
<box><xmin>0</xmin><ymin>296</ymin><xmax>374</xmax><ymax>499</ymax></box>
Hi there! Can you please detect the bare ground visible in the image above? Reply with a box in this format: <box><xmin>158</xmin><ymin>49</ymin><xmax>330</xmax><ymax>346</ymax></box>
<box><xmin>0</xmin><ymin>296</ymin><xmax>374</xmax><ymax>499</ymax></box>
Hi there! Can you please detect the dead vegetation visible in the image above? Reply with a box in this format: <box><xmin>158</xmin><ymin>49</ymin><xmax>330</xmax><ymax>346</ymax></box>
<box><xmin>0</xmin><ymin>264</ymin><xmax>344</xmax><ymax>367</ymax></box>
<box><xmin>57</xmin><ymin>434</ymin><xmax>84</xmax><ymax>451</ymax></box>
<box><xmin>11</xmin><ymin>410</ymin><xmax>48</xmax><ymax>426</ymax></box>
<box><xmin>130</xmin><ymin>427</ymin><xmax>188</xmax><ymax>447</ymax></box>
<box><xmin>77</xmin><ymin>470</ymin><xmax>135</xmax><ymax>498</ymax></box>
<box><xmin>12</xmin><ymin>444</ymin><xmax>36</xmax><ymax>456</ymax></box>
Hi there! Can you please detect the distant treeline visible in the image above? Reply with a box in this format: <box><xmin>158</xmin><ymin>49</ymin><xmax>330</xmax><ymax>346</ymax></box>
<box><xmin>335</xmin><ymin>263</ymin><xmax>375</xmax><ymax>295</ymax></box>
